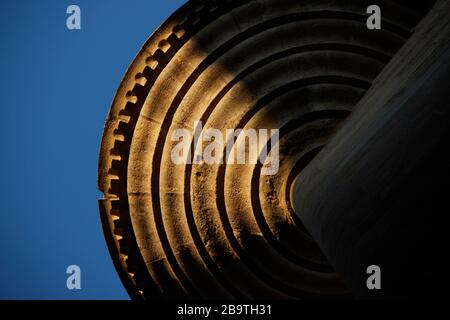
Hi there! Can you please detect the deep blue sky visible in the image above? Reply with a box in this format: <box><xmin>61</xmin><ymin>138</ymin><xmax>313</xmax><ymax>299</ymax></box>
<box><xmin>0</xmin><ymin>0</ymin><xmax>186</xmax><ymax>299</ymax></box>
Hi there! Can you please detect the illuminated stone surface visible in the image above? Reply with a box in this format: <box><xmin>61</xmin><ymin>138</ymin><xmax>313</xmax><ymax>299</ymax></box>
<box><xmin>97</xmin><ymin>0</ymin><xmax>434</xmax><ymax>299</ymax></box>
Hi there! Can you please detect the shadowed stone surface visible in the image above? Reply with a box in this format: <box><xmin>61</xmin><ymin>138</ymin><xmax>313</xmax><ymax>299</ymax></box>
<box><xmin>98</xmin><ymin>0</ymin><xmax>434</xmax><ymax>299</ymax></box>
